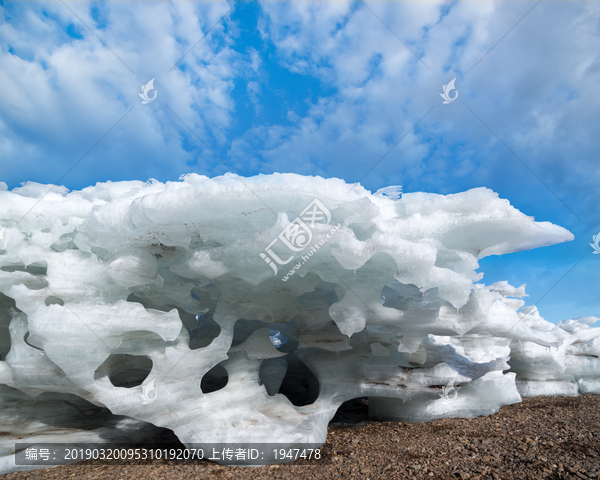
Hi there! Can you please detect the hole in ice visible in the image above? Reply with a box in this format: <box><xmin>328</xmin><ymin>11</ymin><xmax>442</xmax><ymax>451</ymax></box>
<box><xmin>329</xmin><ymin>398</ymin><xmax>370</xmax><ymax>425</ymax></box>
<box><xmin>0</xmin><ymin>264</ymin><xmax>25</xmax><ymax>273</ymax></box>
<box><xmin>0</xmin><ymin>384</ymin><xmax>183</xmax><ymax>440</ymax></box>
<box><xmin>44</xmin><ymin>296</ymin><xmax>64</xmax><ymax>306</ymax></box>
<box><xmin>232</xmin><ymin>320</ymin><xmax>299</xmax><ymax>352</ymax></box>
<box><xmin>95</xmin><ymin>354</ymin><xmax>152</xmax><ymax>388</ymax></box>
<box><xmin>126</xmin><ymin>293</ymin><xmax>173</xmax><ymax>313</ymax></box>
<box><xmin>201</xmin><ymin>363</ymin><xmax>228</xmax><ymax>394</ymax></box>
<box><xmin>187</xmin><ymin>313</ymin><xmax>221</xmax><ymax>350</ymax></box>
<box><xmin>127</xmin><ymin>291</ymin><xmax>222</xmax><ymax>352</ymax></box>
<box><xmin>0</xmin><ymin>293</ymin><xmax>17</xmax><ymax>360</ymax></box>
<box><xmin>1</xmin><ymin>262</ymin><xmax>47</xmax><ymax>275</ymax></box>
<box><xmin>269</xmin><ymin>329</ymin><xmax>287</xmax><ymax>348</ymax></box>
<box><xmin>379</xmin><ymin>281</ymin><xmax>423</xmax><ymax>311</ymax></box>
<box><xmin>26</xmin><ymin>263</ymin><xmax>48</xmax><ymax>275</ymax></box>
<box><xmin>127</xmin><ymin>292</ymin><xmax>222</xmax><ymax>351</ymax></box>
<box><xmin>259</xmin><ymin>357</ymin><xmax>288</xmax><ymax>396</ymax></box>
<box><xmin>277</xmin><ymin>353</ymin><xmax>319</xmax><ymax>406</ymax></box>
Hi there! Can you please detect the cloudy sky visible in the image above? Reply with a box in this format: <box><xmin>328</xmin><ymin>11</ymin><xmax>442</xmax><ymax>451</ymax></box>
<box><xmin>1</xmin><ymin>0</ymin><xmax>599</xmax><ymax>323</ymax></box>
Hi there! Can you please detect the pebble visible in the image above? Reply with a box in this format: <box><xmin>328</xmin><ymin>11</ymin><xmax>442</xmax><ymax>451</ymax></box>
<box><xmin>3</xmin><ymin>395</ymin><xmax>599</xmax><ymax>480</ymax></box>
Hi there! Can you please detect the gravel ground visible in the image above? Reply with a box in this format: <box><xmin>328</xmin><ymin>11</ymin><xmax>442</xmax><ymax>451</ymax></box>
<box><xmin>3</xmin><ymin>394</ymin><xmax>600</xmax><ymax>480</ymax></box>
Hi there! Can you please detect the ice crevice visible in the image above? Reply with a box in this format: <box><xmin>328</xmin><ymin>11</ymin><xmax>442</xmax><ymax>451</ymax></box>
<box><xmin>0</xmin><ymin>174</ymin><xmax>598</xmax><ymax>473</ymax></box>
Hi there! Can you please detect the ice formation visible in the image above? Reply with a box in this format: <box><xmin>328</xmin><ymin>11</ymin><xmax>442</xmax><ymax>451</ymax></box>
<box><xmin>0</xmin><ymin>173</ymin><xmax>598</xmax><ymax>473</ymax></box>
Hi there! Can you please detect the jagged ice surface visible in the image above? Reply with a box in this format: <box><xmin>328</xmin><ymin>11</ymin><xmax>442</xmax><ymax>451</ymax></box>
<box><xmin>0</xmin><ymin>173</ymin><xmax>598</xmax><ymax>473</ymax></box>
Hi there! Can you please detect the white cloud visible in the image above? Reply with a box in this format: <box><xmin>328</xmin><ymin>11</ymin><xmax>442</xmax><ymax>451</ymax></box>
<box><xmin>0</xmin><ymin>1</ymin><xmax>246</xmax><ymax>185</ymax></box>
<box><xmin>230</xmin><ymin>1</ymin><xmax>600</xmax><ymax>205</ymax></box>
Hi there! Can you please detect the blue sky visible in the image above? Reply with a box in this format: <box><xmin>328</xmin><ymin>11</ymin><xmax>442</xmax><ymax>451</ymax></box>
<box><xmin>1</xmin><ymin>1</ymin><xmax>599</xmax><ymax>323</ymax></box>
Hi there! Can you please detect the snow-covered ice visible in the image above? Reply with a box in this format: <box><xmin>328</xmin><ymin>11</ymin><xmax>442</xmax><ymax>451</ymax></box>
<box><xmin>0</xmin><ymin>174</ymin><xmax>597</xmax><ymax>473</ymax></box>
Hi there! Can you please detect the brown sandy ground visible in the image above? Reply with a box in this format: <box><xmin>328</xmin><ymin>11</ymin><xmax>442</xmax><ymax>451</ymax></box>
<box><xmin>2</xmin><ymin>395</ymin><xmax>600</xmax><ymax>480</ymax></box>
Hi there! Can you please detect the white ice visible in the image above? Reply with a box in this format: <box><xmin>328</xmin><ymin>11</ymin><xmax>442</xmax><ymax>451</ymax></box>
<box><xmin>0</xmin><ymin>174</ymin><xmax>597</xmax><ymax>473</ymax></box>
